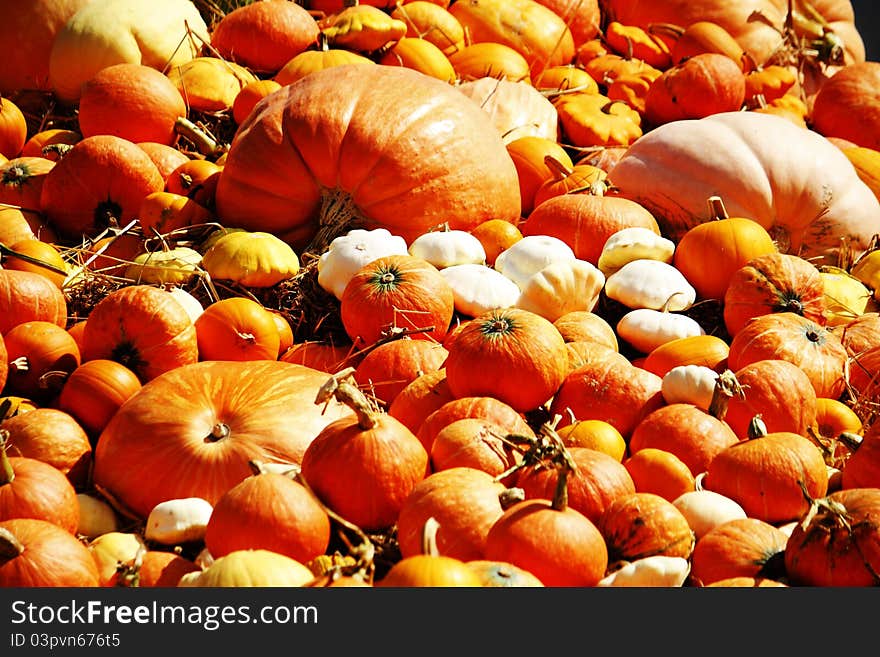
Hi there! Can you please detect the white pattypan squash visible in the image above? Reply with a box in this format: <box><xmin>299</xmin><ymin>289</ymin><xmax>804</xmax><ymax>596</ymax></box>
<box><xmin>317</xmin><ymin>227</ymin><xmax>409</xmax><ymax>300</ymax></box>
<box><xmin>440</xmin><ymin>263</ymin><xmax>521</xmax><ymax>317</ymax></box>
<box><xmin>598</xmin><ymin>226</ymin><xmax>675</xmax><ymax>276</ymax></box>
<box><xmin>660</xmin><ymin>364</ymin><xmax>719</xmax><ymax>411</ymax></box>
<box><xmin>408</xmin><ymin>229</ymin><xmax>486</xmax><ymax>269</ymax></box>
<box><xmin>494</xmin><ymin>234</ymin><xmax>576</xmax><ymax>290</ymax></box>
<box><xmin>145</xmin><ymin>497</ymin><xmax>214</xmax><ymax>545</ymax></box>
<box><xmin>516</xmin><ymin>259</ymin><xmax>605</xmax><ymax>322</ymax></box>
<box><xmin>616</xmin><ymin>308</ymin><xmax>704</xmax><ymax>354</ymax></box>
<box><xmin>597</xmin><ymin>555</ymin><xmax>691</xmax><ymax>587</ymax></box>
<box><xmin>76</xmin><ymin>493</ymin><xmax>120</xmax><ymax>539</ymax></box>
<box><xmin>167</xmin><ymin>286</ymin><xmax>204</xmax><ymax>323</ymax></box>
<box><xmin>672</xmin><ymin>489</ymin><xmax>747</xmax><ymax>541</ymax></box>
<box><xmin>604</xmin><ymin>259</ymin><xmax>696</xmax><ymax>311</ymax></box>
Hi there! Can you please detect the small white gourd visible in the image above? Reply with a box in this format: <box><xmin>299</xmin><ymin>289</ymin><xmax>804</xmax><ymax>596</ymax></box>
<box><xmin>317</xmin><ymin>228</ymin><xmax>409</xmax><ymax>300</ymax></box>
<box><xmin>440</xmin><ymin>263</ymin><xmax>521</xmax><ymax>317</ymax></box>
<box><xmin>604</xmin><ymin>259</ymin><xmax>696</xmax><ymax>311</ymax></box>
<box><xmin>597</xmin><ymin>555</ymin><xmax>691</xmax><ymax>587</ymax></box>
<box><xmin>661</xmin><ymin>364</ymin><xmax>720</xmax><ymax>411</ymax></box>
<box><xmin>494</xmin><ymin>234</ymin><xmax>576</xmax><ymax>290</ymax></box>
<box><xmin>616</xmin><ymin>307</ymin><xmax>705</xmax><ymax>354</ymax></box>
<box><xmin>515</xmin><ymin>258</ymin><xmax>605</xmax><ymax>322</ymax></box>
<box><xmin>167</xmin><ymin>285</ymin><xmax>204</xmax><ymax>323</ymax></box>
<box><xmin>408</xmin><ymin>229</ymin><xmax>486</xmax><ymax>269</ymax></box>
<box><xmin>145</xmin><ymin>497</ymin><xmax>214</xmax><ymax>545</ymax></box>
<box><xmin>76</xmin><ymin>493</ymin><xmax>120</xmax><ymax>539</ymax></box>
<box><xmin>598</xmin><ymin>226</ymin><xmax>675</xmax><ymax>276</ymax></box>
<box><xmin>672</xmin><ymin>489</ymin><xmax>747</xmax><ymax>541</ymax></box>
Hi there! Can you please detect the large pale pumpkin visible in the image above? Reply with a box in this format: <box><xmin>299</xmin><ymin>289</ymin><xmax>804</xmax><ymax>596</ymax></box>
<box><xmin>92</xmin><ymin>360</ymin><xmax>354</xmax><ymax>519</ymax></box>
<box><xmin>214</xmin><ymin>64</ymin><xmax>521</xmax><ymax>255</ymax></box>
<box><xmin>607</xmin><ymin>111</ymin><xmax>880</xmax><ymax>266</ymax></box>
<box><xmin>48</xmin><ymin>0</ymin><xmax>210</xmax><ymax>103</ymax></box>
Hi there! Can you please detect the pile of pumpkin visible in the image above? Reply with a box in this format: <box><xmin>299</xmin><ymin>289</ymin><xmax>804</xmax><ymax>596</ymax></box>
<box><xmin>1</xmin><ymin>0</ymin><xmax>880</xmax><ymax>588</ymax></box>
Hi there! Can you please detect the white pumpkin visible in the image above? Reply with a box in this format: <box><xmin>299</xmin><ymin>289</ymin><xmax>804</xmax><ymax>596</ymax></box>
<box><xmin>144</xmin><ymin>497</ymin><xmax>214</xmax><ymax>545</ymax></box>
<box><xmin>515</xmin><ymin>259</ymin><xmax>605</xmax><ymax>322</ymax></box>
<box><xmin>76</xmin><ymin>493</ymin><xmax>120</xmax><ymax>539</ymax></box>
<box><xmin>597</xmin><ymin>555</ymin><xmax>691</xmax><ymax>587</ymax></box>
<box><xmin>317</xmin><ymin>227</ymin><xmax>409</xmax><ymax>300</ymax></box>
<box><xmin>440</xmin><ymin>263</ymin><xmax>521</xmax><ymax>317</ymax></box>
<box><xmin>408</xmin><ymin>229</ymin><xmax>486</xmax><ymax>269</ymax></box>
<box><xmin>166</xmin><ymin>286</ymin><xmax>204</xmax><ymax>323</ymax></box>
<box><xmin>597</xmin><ymin>226</ymin><xmax>676</xmax><ymax>276</ymax></box>
<box><xmin>661</xmin><ymin>364</ymin><xmax>720</xmax><ymax>411</ymax></box>
<box><xmin>672</xmin><ymin>489</ymin><xmax>747</xmax><ymax>541</ymax></box>
<box><xmin>616</xmin><ymin>308</ymin><xmax>705</xmax><ymax>354</ymax></box>
<box><xmin>604</xmin><ymin>259</ymin><xmax>696</xmax><ymax>311</ymax></box>
<box><xmin>456</xmin><ymin>77</ymin><xmax>559</xmax><ymax>144</ymax></box>
<box><xmin>494</xmin><ymin>234</ymin><xmax>576</xmax><ymax>290</ymax></box>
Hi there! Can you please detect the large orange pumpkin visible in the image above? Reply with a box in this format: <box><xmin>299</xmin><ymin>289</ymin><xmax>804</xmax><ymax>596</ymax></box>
<box><xmin>92</xmin><ymin>360</ymin><xmax>354</xmax><ymax>519</ymax></box>
<box><xmin>214</xmin><ymin>64</ymin><xmax>521</xmax><ymax>255</ymax></box>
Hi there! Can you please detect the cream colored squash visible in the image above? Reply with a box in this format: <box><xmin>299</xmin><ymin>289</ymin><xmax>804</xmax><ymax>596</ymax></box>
<box><xmin>317</xmin><ymin>228</ymin><xmax>409</xmax><ymax>300</ymax></box>
<box><xmin>179</xmin><ymin>549</ymin><xmax>314</xmax><ymax>587</ymax></box>
<box><xmin>604</xmin><ymin>259</ymin><xmax>696</xmax><ymax>311</ymax></box>
<box><xmin>76</xmin><ymin>493</ymin><xmax>120</xmax><ymax>539</ymax></box>
<box><xmin>672</xmin><ymin>489</ymin><xmax>747</xmax><ymax>541</ymax></box>
<box><xmin>456</xmin><ymin>77</ymin><xmax>559</xmax><ymax>144</ymax></box>
<box><xmin>515</xmin><ymin>259</ymin><xmax>605</xmax><ymax>322</ymax></box>
<box><xmin>660</xmin><ymin>364</ymin><xmax>719</xmax><ymax>411</ymax></box>
<box><xmin>608</xmin><ymin>111</ymin><xmax>880</xmax><ymax>266</ymax></box>
<box><xmin>616</xmin><ymin>307</ymin><xmax>704</xmax><ymax>354</ymax></box>
<box><xmin>408</xmin><ymin>229</ymin><xmax>487</xmax><ymax>269</ymax></box>
<box><xmin>167</xmin><ymin>286</ymin><xmax>204</xmax><ymax>323</ymax></box>
<box><xmin>144</xmin><ymin>497</ymin><xmax>214</xmax><ymax>545</ymax></box>
<box><xmin>597</xmin><ymin>555</ymin><xmax>691</xmax><ymax>587</ymax></box>
<box><xmin>597</xmin><ymin>226</ymin><xmax>676</xmax><ymax>276</ymax></box>
<box><xmin>494</xmin><ymin>234</ymin><xmax>576</xmax><ymax>290</ymax></box>
<box><xmin>440</xmin><ymin>263</ymin><xmax>521</xmax><ymax>317</ymax></box>
<box><xmin>48</xmin><ymin>0</ymin><xmax>210</xmax><ymax>103</ymax></box>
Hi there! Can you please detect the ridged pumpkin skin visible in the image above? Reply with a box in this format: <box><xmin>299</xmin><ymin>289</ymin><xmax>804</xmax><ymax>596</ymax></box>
<box><xmin>443</xmin><ymin>307</ymin><xmax>568</xmax><ymax>413</ymax></box>
<box><xmin>0</xmin><ymin>269</ymin><xmax>68</xmax><ymax>335</ymax></box>
<box><xmin>597</xmin><ymin>492</ymin><xmax>695</xmax><ymax>563</ymax></box>
<box><xmin>215</xmin><ymin>64</ymin><xmax>521</xmax><ymax>254</ymax></box>
<box><xmin>723</xmin><ymin>252</ymin><xmax>827</xmax><ymax>336</ymax></box>
<box><xmin>0</xmin><ymin>518</ymin><xmax>101</xmax><ymax>587</ymax></box>
<box><xmin>703</xmin><ymin>431</ymin><xmax>828</xmax><ymax>524</ymax></box>
<box><xmin>93</xmin><ymin>360</ymin><xmax>355</xmax><ymax>519</ymax></box>
<box><xmin>690</xmin><ymin>517</ymin><xmax>789</xmax><ymax>586</ymax></box>
<box><xmin>784</xmin><ymin>487</ymin><xmax>880</xmax><ymax>587</ymax></box>
<box><xmin>608</xmin><ymin>111</ymin><xmax>880</xmax><ymax>266</ymax></box>
<box><xmin>811</xmin><ymin>62</ymin><xmax>880</xmax><ymax>150</ymax></box>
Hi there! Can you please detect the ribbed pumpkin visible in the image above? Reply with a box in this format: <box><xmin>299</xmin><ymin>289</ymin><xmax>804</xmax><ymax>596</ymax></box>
<box><xmin>0</xmin><ymin>518</ymin><xmax>101</xmax><ymax>587</ymax></box>
<box><xmin>2</xmin><ymin>320</ymin><xmax>80</xmax><ymax>401</ymax></box>
<box><xmin>215</xmin><ymin>64</ymin><xmax>521</xmax><ymax>254</ymax></box>
<box><xmin>0</xmin><ymin>269</ymin><xmax>67</xmax><ymax>335</ymax></box>
<box><xmin>57</xmin><ymin>359</ymin><xmax>142</xmax><ymax>437</ymax></box>
<box><xmin>689</xmin><ymin>517</ymin><xmax>789</xmax><ymax>587</ymax></box>
<box><xmin>443</xmin><ymin>307</ymin><xmax>568</xmax><ymax>413</ymax></box>
<box><xmin>727</xmin><ymin>311</ymin><xmax>848</xmax><ymax>399</ymax></box>
<box><xmin>703</xmin><ymin>426</ymin><xmax>828</xmax><ymax>524</ymax></box>
<box><xmin>92</xmin><ymin>360</ymin><xmax>354</xmax><ymax>519</ymax></box>
<box><xmin>388</xmin><ymin>368</ymin><xmax>456</xmax><ymax>435</ymax></box>
<box><xmin>0</xmin><ymin>156</ymin><xmax>55</xmax><ymax>211</ymax></box>
<box><xmin>723</xmin><ymin>252</ymin><xmax>827</xmax><ymax>336</ymax></box>
<box><xmin>597</xmin><ymin>491</ymin><xmax>695</xmax><ymax>563</ymax></box>
<box><xmin>195</xmin><ymin>297</ymin><xmax>281</xmax><ymax>362</ymax></box>
<box><xmin>340</xmin><ymin>254</ymin><xmax>455</xmax><ymax>347</ymax></box>
<box><xmin>352</xmin><ymin>338</ymin><xmax>449</xmax><ymax>408</ymax></box>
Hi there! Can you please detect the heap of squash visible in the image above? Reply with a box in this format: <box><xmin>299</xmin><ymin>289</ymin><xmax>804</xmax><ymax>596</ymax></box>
<box><xmin>1</xmin><ymin>0</ymin><xmax>880</xmax><ymax>587</ymax></box>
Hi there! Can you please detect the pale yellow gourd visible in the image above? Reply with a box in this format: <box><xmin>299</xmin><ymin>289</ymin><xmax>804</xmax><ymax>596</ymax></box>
<box><xmin>515</xmin><ymin>259</ymin><xmax>605</xmax><ymax>322</ymax></box>
<box><xmin>597</xmin><ymin>555</ymin><xmax>691</xmax><ymax>587</ymax></box>
<box><xmin>820</xmin><ymin>266</ymin><xmax>871</xmax><ymax>326</ymax></box>
<box><xmin>201</xmin><ymin>231</ymin><xmax>299</xmax><ymax>288</ymax></box>
<box><xmin>597</xmin><ymin>226</ymin><xmax>676</xmax><ymax>276</ymax></box>
<box><xmin>660</xmin><ymin>364</ymin><xmax>719</xmax><ymax>411</ymax></box>
<box><xmin>167</xmin><ymin>57</ymin><xmax>258</xmax><ymax>113</ymax></box>
<box><xmin>75</xmin><ymin>493</ymin><xmax>120</xmax><ymax>539</ymax></box>
<box><xmin>125</xmin><ymin>247</ymin><xmax>203</xmax><ymax>285</ymax></box>
<box><xmin>672</xmin><ymin>489</ymin><xmax>747</xmax><ymax>541</ymax></box>
<box><xmin>179</xmin><ymin>549</ymin><xmax>315</xmax><ymax>587</ymax></box>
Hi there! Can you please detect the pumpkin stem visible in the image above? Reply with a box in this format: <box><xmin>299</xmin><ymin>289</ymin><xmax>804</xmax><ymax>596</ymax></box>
<box><xmin>9</xmin><ymin>356</ymin><xmax>28</xmax><ymax>374</ymax></box>
<box><xmin>315</xmin><ymin>367</ymin><xmax>379</xmax><ymax>430</ymax></box>
<box><xmin>0</xmin><ymin>527</ymin><xmax>25</xmax><ymax>566</ymax></box>
<box><xmin>420</xmin><ymin>516</ymin><xmax>441</xmax><ymax>556</ymax></box>
<box><xmin>498</xmin><ymin>486</ymin><xmax>525</xmax><ymax>510</ymax></box>
<box><xmin>707</xmin><ymin>195</ymin><xmax>729</xmax><ymax>221</ymax></box>
<box><xmin>0</xmin><ymin>242</ymin><xmax>69</xmax><ymax>276</ymax></box>
<box><xmin>304</xmin><ymin>188</ymin><xmax>367</xmax><ymax>259</ymax></box>
<box><xmin>544</xmin><ymin>154</ymin><xmax>574</xmax><ymax>182</ymax></box>
<box><xmin>747</xmin><ymin>414</ymin><xmax>768</xmax><ymax>439</ymax></box>
<box><xmin>173</xmin><ymin>116</ymin><xmax>225</xmax><ymax>159</ymax></box>
<box><xmin>205</xmin><ymin>422</ymin><xmax>231</xmax><ymax>443</ymax></box>
<box><xmin>707</xmin><ymin>369</ymin><xmax>746</xmax><ymax>420</ymax></box>
<box><xmin>0</xmin><ymin>430</ymin><xmax>15</xmax><ymax>486</ymax></box>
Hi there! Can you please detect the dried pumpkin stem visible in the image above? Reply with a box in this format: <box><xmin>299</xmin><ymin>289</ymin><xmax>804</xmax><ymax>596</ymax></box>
<box><xmin>305</xmin><ymin>188</ymin><xmax>368</xmax><ymax>258</ymax></box>
<box><xmin>315</xmin><ymin>367</ymin><xmax>378</xmax><ymax>430</ymax></box>
<box><xmin>0</xmin><ymin>527</ymin><xmax>24</xmax><ymax>565</ymax></box>
<box><xmin>420</xmin><ymin>516</ymin><xmax>441</xmax><ymax>556</ymax></box>
<box><xmin>0</xmin><ymin>430</ymin><xmax>15</xmax><ymax>486</ymax></box>
<box><xmin>707</xmin><ymin>369</ymin><xmax>746</xmax><ymax>420</ymax></box>
<box><xmin>205</xmin><ymin>422</ymin><xmax>231</xmax><ymax>443</ymax></box>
